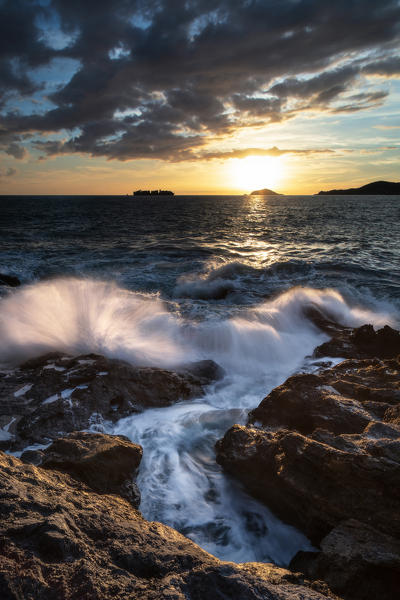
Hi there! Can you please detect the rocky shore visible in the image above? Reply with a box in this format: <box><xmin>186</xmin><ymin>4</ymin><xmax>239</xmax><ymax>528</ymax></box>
<box><xmin>0</xmin><ymin>432</ymin><xmax>337</xmax><ymax>599</ymax></box>
<box><xmin>0</xmin><ymin>352</ymin><xmax>222</xmax><ymax>451</ymax></box>
<box><xmin>216</xmin><ymin>323</ymin><xmax>400</xmax><ymax>599</ymax></box>
<box><xmin>1</xmin><ymin>320</ymin><xmax>399</xmax><ymax>599</ymax></box>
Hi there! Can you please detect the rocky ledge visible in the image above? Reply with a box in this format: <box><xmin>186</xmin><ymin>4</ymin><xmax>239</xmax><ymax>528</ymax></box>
<box><xmin>216</xmin><ymin>324</ymin><xmax>400</xmax><ymax>600</ymax></box>
<box><xmin>0</xmin><ymin>432</ymin><xmax>337</xmax><ymax>600</ymax></box>
<box><xmin>0</xmin><ymin>352</ymin><xmax>223</xmax><ymax>451</ymax></box>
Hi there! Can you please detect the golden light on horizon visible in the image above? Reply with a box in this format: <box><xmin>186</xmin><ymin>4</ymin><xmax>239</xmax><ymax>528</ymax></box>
<box><xmin>228</xmin><ymin>155</ymin><xmax>285</xmax><ymax>192</ymax></box>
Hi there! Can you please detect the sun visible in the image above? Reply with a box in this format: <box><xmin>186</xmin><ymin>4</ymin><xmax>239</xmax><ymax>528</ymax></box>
<box><xmin>229</xmin><ymin>155</ymin><xmax>284</xmax><ymax>192</ymax></box>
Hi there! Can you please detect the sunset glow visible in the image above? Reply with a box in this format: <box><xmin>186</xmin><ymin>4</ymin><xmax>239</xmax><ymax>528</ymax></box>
<box><xmin>0</xmin><ymin>0</ymin><xmax>399</xmax><ymax>194</ymax></box>
<box><xmin>229</xmin><ymin>156</ymin><xmax>285</xmax><ymax>192</ymax></box>
<box><xmin>1</xmin><ymin>3</ymin><xmax>400</xmax><ymax>596</ymax></box>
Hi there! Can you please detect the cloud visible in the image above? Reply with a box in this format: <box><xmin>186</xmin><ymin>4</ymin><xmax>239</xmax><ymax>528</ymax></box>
<box><xmin>332</xmin><ymin>90</ymin><xmax>389</xmax><ymax>113</ymax></box>
<box><xmin>196</xmin><ymin>146</ymin><xmax>335</xmax><ymax>161</ymax></box>
<box><xmin>363</xmin><ymin>57</ymin><xmax>400</xmax><ymax>77</ymax></box>
<box><xmin>4</xmin><ymin>142</ymin><xmax>27</xmax><ymax>159</ymax></box>
<box><xmin>0</xmin><ymin>0</ymin><xmax>399</xmax><ymax>161</ymax></box>
<box><xmin>0</xmin><ymin>167</ymin><xmax>17</xmax><ymax>178</ymax></box>
<box><xmin>268</xmin><ymin>67</ymin><xmax>358</xmax><ymax>104</ymax></box>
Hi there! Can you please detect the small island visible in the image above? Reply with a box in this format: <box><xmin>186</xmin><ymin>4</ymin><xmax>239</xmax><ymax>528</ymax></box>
<box><xmin>317</xmin><ymin>180</ymin><xmax>400</xmax><ymax>195</ymax></box>
<box><xmin>250</xmin><ymin>188</ymin><xmax>282</xmax><ymax>196</ymax></box>
<box><xmin>133</xmin><ymin>189</ymin><xmax>174</xmax><ymax>196</ymax></box>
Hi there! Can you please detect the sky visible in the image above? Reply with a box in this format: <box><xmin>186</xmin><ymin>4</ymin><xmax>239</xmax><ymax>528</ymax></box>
<box><xmin>0</xmin><ymin>0</ymin><xmax>399</xmax><ymax>195</ymax></box>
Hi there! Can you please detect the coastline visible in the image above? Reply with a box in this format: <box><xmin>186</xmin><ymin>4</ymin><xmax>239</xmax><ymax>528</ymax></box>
<box><xmin>1</xmin><ymin>317</ymin><xmax>399</xmax><ymax>599</ymax></box>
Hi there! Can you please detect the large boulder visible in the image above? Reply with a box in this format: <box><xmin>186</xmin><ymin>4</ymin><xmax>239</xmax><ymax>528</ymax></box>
<box><xmin>216</xmin><ymin>356</ymin><xmax>400</xmax><ymax>541</ymax></box>
<box><xmin>0</xmin><ymin>353</ymin><xmax>221</xmax><ymax>450</ymax></box>
<box><xmin>291</xmin><ymin>520</ymin><xmax>400</xmax><ymax>600</ymax></box>
<box><xmin>22</xmin><ymin>431</ymin><xmax>143</xmax><ymax>508</ymax></box>
<box><xmin>248</xmin><ymin>357</ymin><xmax>400</xmax><ymax>434</ymax></box>
<box><xmin>216</xmin><ymin>344</ymin><xmax>400</xmax><ymax>600</ymax></box>
<box><xmin>0</xmin><ymin>451</ymin><xmax>336</xmax><ymax>600</ymax></box>
<box><xmin>216</xmin><ymin>421</ymin><xmax>400</xmax><ymax>542</ymax></box>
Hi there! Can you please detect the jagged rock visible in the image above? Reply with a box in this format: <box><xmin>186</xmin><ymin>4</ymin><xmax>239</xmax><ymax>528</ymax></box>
<box><xmin>0</xmin><ymin>353</ymin><xmax>221</xmax><ymax>450</ymax></box>
<box><xmin>216</xmin><ymin>423</ymin><xmax>400</xmax><ymax>542</ymax></box>
<box><xmin>27</xmin><ymin>432</ymin><xmax>143</xmax><ymax>508</ymax></box>
<box><xmin>248</xmin><ymin>357</ymin><xmax>400</xmax><ymax>434</ymax></box>
<box><xmin>217</xmin><ymin>356</ymin><xmax>400</xmax><ymax>541</ymax></box>
<box><xmin>291</xmin><ymin>519</ymin><xmax>400</xmax><ymax>600</ymax></box>
<box><xmin>0</xmin><ymin>452</ymin><xmax>336</xmax><ymax>600</ymax></box>
<box><xmin>313</xmin><ymin>323</ymin><xmax>400</xmax><ymax>359</ymax></box>
<box><xmin>216</xmin><ymin>347</ymin><xmax>400</xmax><ymax>600</ymax></box>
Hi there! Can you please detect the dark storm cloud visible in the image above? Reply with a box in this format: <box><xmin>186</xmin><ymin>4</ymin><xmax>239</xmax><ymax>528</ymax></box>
<box><xmin>231</xmin><ymin>95</ymin><xmax>282</xmax><ymax>121</ymax></box>
<box><xmin>268</xmin><ymin>67</ymin><xmax>358</xmax><ymax>105</ymax></box>
<box><xmin>1</xmin><ymin>0</ymin><xmax>400</xmax><ymax>161</ymax></box>
<box><xmin>363</xmin><ymin>57</ymin><xmax>400</xmax><ymax>76</ymax></box>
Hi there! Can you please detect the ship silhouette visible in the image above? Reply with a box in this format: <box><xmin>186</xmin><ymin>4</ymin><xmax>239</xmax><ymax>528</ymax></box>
<box><xmin>133</xmin><ymin>189</ymin><xmax>174</xmax><ymax>196</ymax></box>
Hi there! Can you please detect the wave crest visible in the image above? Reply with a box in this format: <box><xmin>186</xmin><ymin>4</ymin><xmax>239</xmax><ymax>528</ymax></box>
<box><xmin>0</xmin><ymin>278</ymin><xmax>186</xmax><ymax>366</ymax></box>
<box><xmin>0</xmin><ymin>278</ymin><xmax>394</xmax><ymax>372</ymax></box>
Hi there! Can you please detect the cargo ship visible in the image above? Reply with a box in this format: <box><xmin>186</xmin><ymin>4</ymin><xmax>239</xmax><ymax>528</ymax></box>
<box><xmin>133</xmin><ymin>189</ymin><xmax>174</xmax><ymax>196</ymax></box>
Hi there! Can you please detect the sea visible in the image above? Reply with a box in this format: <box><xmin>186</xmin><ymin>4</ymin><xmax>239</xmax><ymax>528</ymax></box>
<box><xmin>1</xmin><ymin>194</ymin><xmax>399</xmax><ymax>565</ymax></box>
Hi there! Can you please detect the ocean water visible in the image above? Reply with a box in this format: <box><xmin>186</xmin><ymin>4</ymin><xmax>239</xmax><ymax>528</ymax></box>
<box><xmin>1</xmin><ymin>194</ymin><xmax>399</xmax><ymax>564</ymax></box>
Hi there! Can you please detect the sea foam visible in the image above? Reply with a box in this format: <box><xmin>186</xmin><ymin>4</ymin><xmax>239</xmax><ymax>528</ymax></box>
<box><xmin>0</xmin><ymin>276</ymin><xmax>395</xmax><ymax>564</ymax></box>
<box><xmin>0</xmin><ymin>277</ymin><xmax>393</xmax><ymax>372</ymax></box>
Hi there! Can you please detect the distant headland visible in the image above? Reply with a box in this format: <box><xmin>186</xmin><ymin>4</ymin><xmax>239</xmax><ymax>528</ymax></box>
<box><xmin>133</xmin><ymin>189</ymin><xmax>174</xmax><ymax>196</ymax></box>
<box><xmin>250</xmin><ymin>188</ymin><xmax>282</xmax><ymax>196</ymax></box>
<box><xmin>317</xmin><ymin>180</ymin><xmax>400</xmax><ymax>195</ymax></box>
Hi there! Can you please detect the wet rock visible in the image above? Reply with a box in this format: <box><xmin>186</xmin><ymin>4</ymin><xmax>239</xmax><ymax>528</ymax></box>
<box><xmin>313</xmin><ymin>323</ymin><xmax>400</xmax><ymax>359</ymax></box>
<box><xmin>217</xmin><ymin>356</ymin><xmax>400</xmax><ymax>541</ymax></box>
<box><xmin>216</xmin><ymin>345</ymin><xmax>400</xmax><ymax>599</ymax></box>
<box><xmin>37</xmin><ymin>432</ymin><xmax>142</xmax><ymax>508</ymax></box>
<box><xmin>248</xmin><ymin>372</ymin><xmax>371</xmax><ymax>435</ymax></box>
<box><xmin>217</xmin><ymin>422</ymin><xmax>400</xmax><ymax>542</ymax></box>
<box><xmin>249</xmin><ymin>356</ymin><xmax>400</xmax><ymax>433</ymax></box>
<box><xmin>20</xmin><ymin>448</ymin><xmax>45</xmax><ymax>465</ymax></box>
<box><xmin>291</xmin><ymin>519</ymin><xmax>400</xmax><ymax>600</ymax></box>
<box><xmin>0</xmin><ymin>353</ymin><xmax>218</xmax><ymax>450</ymax></box>
<box><xmin>177</xmin><ymin>359</ymin><xmax>225</xmax><ymax>385</ymax></box>
<box><xmin>0</xmin><ymin>273</ymin><xmax>20</xmax><ymax>287</ymax></box>
<box><xmin>0</xmin><ymin>451</ymin><xmax>336</xmax><ymax>600</ymax></box>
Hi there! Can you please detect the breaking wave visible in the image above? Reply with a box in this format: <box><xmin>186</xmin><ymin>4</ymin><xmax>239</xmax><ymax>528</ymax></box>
<box><xmin>0</xmin><ymin>275</ymin><xmax>396</xmax><ymax>564</ymax></box>
<box><xmin>0</xmin><ymin>277</ymin><xmax>393</xmax><ymax>371</ymax></box>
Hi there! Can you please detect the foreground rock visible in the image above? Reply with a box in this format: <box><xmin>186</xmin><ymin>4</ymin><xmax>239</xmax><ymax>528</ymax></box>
<box><xmin>0</xmin><ymin>450</ymin><xmax>336</xmax><ymax>600</ymax></box>
<box><xmin>22</xmin><ymin>431</ymin><xmax>143</xmax><ymax>508</ymax></box>
<box><xmin>0</xmin><ymin>353</ymin><xmax>221</xmax><ymax>450</ymax></box>
<box><xmin>292</xmin><ymin>520</ymin><xmax>400</xmax><ymax>600</ymax></box>
<box><xmin>216</xmin><ymin>325</ymin><xmax>400</xmax><ymax>600</ymax></box>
